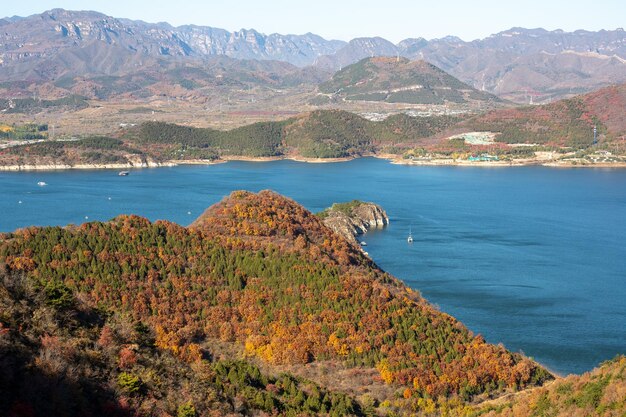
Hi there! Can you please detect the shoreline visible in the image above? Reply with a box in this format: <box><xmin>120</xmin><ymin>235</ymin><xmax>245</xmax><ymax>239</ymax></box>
<box><xmin>381</xmin><ymin>155</ymin><xmax>626</xmax><ymax>169</ymax></box>
<box><xmin>222</xmin><ymin>155</ymin><xmax>357</xmax><ymax>163</ymax></box>
<box><xmin>1</xmin><ymin>154</ymin><xmax>625</xmax><ymax>171</ymax></box>
<box><xmin>0</xmin><ymin>161</ymin><xmax>175</xmax><ymax>172</ymax></box>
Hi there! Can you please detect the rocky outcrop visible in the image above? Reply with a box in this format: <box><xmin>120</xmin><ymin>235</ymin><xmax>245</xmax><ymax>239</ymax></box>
<box><xmin>320</xmin><ymin>201</ymin><xmax>389</xmax><ymax>245</ymax></box>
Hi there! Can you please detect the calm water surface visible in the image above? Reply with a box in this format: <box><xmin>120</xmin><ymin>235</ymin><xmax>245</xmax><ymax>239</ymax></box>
<box><xmin>1</xmin><ymin>158</ymin><xmax>625</xmax><ymax>375</ymax></box>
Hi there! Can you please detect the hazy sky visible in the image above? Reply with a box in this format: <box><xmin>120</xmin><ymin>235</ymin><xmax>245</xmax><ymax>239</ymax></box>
<box><xmin>4</xmin><ymin>0</ymin><xmax>625</xmax><ymax>42</ymax></box>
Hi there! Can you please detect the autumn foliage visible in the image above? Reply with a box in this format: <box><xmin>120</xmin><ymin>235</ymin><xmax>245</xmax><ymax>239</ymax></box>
<box><xmin>478</xmin><ymin>356</ymin><xmax>626</xmax><ymax>417</ymax></box>
<box><xmin>0</xmin><ymin>190</ymin><xmax>551</xmax><ymax>413</ymax></box>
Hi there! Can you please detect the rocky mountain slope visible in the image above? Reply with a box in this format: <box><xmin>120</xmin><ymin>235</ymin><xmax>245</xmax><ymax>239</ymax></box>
<box><xmin>0</xmin><ymin>54</ymin><xmax>328</xmax><ymax>101</ymax></box>
<box><xmin>318</xmin><ymin>28</ymin><xmax>626</xmax><ymax>102</ymax></box>
<box><xmin>1</xmin><ymin>9</ymin><xmax>625</xmax><ymax>102</ymax></box>
<box><xmin>0</xmin><ymin>9</ymin><xmax>345</xmax><ymax>71</ymax></box>
<box><xmin>0</xmin><ymin>9</ymin><xmax>334</xmax><ymax>100</ymax></box>
<box><xmin>319</xmin><ymin>57</ymin><xmax>500</xmax><ymax>105</ymax></box>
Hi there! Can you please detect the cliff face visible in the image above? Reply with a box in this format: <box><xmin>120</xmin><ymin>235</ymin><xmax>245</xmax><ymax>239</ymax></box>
<box><xmin>320</xmin><ymin>200</ymin><xmax>389</xmax><ymax>244</ymax></box>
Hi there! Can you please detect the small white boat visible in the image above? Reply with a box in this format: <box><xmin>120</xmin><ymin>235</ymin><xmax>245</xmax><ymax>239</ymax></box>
<box><xmin>360</xmin><ymin>241</ymin><xmax>367</xmax><ymax>246</ymax></box>
<box><xmin>118</xmin><ymin>171</ymin><xmax>130</xmax><ymax>176</ymax></box>
<box><xmin>407</xmin><ymin>226</ymin><xmax>414</xmax><ymax>243</ymax></box>
<box><xmin>37</xmin><ymin>181</ymin><xmax>47</xmax><ymax>186</ymax></box>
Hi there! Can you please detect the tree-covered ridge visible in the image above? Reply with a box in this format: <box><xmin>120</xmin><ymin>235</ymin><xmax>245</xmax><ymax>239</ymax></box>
<box><xmin>463</xmin><ymin>83</ymin><xmax>626</xmax><ymax>147</ymax></box>
<box><xmin>0</xmin><ymin>267</ymin><xmax>364</xmax><ymax>417</ymax></box>
<box><xmin>0</xmin><ymin>95</ymin><xmax>89</xmax><ymax>114</ymax></box>
<box><xmin>189</xmin><ymin>190</ymin><xmax>367</xmax><ymax>267</ymax></box>
<box><xmin>318</xmin><ymin>57</ymin><xmax>499</xmax><ymax>105</ymax></box>
<box><xmin>0</xmin><ymin>110</ymin><xmax>460</xmax><ymax>165</ymax></box>
<box><xmin>0</xmin><ymin>191</ymin><xmax>550</xmax><ymax>415</ymax></box>
<box><xmin>135</xmin><ymin>120</ymin><xmax>287</xmax><ymax>158</ymax></box>
<box><xmin>465</xmin><ymin>97</ymin><xmax>602</xmax><ymax>146</ymax></box>
<box><xmin>283</xmin><ymin>111</ymin><xmax>375</xmax><ymax>158</ymax></box>
<box><xmin>131</xmin><ymin>110</ymin><xmax>460</xmax><ymax>159</ymax></box>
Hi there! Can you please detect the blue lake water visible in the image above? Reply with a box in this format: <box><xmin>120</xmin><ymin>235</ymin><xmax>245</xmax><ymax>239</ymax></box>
<box><xmin>1</xmin><ymin>158</ymin><xmax>625</xmax><ymax>375</ymax></box>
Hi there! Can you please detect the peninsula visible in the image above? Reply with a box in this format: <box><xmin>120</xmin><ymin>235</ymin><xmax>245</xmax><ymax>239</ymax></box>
<box><xmin>1</xmin><ymin>190</ymin><xmax>623</xmax><ymax>416</ymax></box>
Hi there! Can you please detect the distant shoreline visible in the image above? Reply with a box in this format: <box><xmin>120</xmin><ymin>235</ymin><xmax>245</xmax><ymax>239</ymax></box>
<box><xmin>0</xmin><ymin>161</ymin><xmax>177</xmax><ymax>171</ymax></box>
<box><xmin>385</xmin><ymin>157</ymin><xmax>626</xmax><ymax>169</ymax></box>
<box><xmin>1</xmin><ymin>154</ymin><xmax>625</xmax><ymax>171</ymax></box>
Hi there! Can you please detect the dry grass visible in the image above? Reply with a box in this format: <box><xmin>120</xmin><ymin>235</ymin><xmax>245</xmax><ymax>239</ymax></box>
<box><xmin>0</xmin><ymin>89</ymin><xmax>484</xmax><ymax>138</ymax></box>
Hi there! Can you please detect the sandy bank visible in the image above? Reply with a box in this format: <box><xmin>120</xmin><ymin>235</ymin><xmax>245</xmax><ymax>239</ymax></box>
<box><xmin>382</xmin><ymin>155</ymin><xmax>626</xmax><ymax>168</ymax></box>
<box><xmin>0</xmin><ymin>161</ymin><xmax>176</xmax><ymax>171</ymax></box>
<box><xmin>1</xmin><ymin>155</ymin><xmax>625</xmax><ymax>171</ymax></box>
<box><xmin>221</xmin><ymin>155</ymin><xmax>356</xmax><ymax>163</ymax></box>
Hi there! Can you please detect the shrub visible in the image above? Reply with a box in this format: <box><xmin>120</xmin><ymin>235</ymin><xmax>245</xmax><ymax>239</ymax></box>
<box><xmin>117</xmin><ymin>372</ymin><xmax>142</xmax><ymax>395</ymax></box>
<box><xmin>177</xmin><ymin>402</ymin><xmax>197</xmax><ymax>417</ymax></box>
<box><xmin>43</xmin><ymin>280</ymin><xmax>74</xmax><ymax>309</ymax></box>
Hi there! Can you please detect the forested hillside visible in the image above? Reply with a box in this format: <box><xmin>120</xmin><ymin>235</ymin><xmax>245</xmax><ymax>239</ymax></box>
<box><xmin>131</xmin><ymin>110</ymin><xmax>461</xmax><ymax>159</ymax></box>
<box><xmin>2</xmin><ymin>84</ymin><xmax>625</xmax><ymax>167</ymax></box>
<box><xmin>0</xmin><ymin>264</ymin><xmax>362</xmax><ymax>416</ymax></box>
<box><xmin>463</xmin><ymin>83</ymin><xmax>626</xmax><ymax>146</ymax></box>
<box><xmin>0</xmin><ymin>190</ymin><xmax>552</xmax><ymax>416</ymax></box>
<box><xmin>319</xmin><ymin>57</ymin><xmax>498</xmax><ymax>105</ymax></box>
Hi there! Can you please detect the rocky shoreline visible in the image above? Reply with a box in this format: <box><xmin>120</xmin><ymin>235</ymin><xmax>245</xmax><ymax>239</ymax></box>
<box><xmin>1</xmin><ymin>154</ymin><xmax>625</xmax><ymax>171</ymax></box>
<box><xmin>384</xmin><ymin>156</ymin><xmax>626</xmax><ymax>168</ymax></box>
<box><xmin>0</xmin><ymin>160</ymin><xmax>177</xmax><ymax>171</ymax></box>
<box><xmin>0</xmin><ymin>155</ymin><xmax>357</xmax><ymax>171</ymax></box>
<box><xmin>319</xmin><ymin>201</ymin><xmax>389</xmax><ymax>245</ymax></box>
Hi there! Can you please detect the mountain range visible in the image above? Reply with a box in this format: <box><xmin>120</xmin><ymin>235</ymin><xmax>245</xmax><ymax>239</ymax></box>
<box><xmin>1</xmin><ymin>9</ymin><xmax>626</xmax><ymax>102</ymax></box>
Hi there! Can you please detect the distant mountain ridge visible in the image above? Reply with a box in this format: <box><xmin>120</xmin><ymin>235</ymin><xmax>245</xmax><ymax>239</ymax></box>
<box><xmin>0</xmin><ymin>8</ymin><xmax>346</xmax><ymax>72</ymax></box>
<box><xmin>1</xmin><ymin>9</ymin><xmax>626</xmax><ymax>101</ymax></box>
<box><xmin>316</xmin><ymin>28</ymin><xmax>626</xmax><ymax>102</ymax></box>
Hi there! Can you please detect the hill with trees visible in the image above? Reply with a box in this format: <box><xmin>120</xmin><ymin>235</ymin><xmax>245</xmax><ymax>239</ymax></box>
<box><xmin>0</xmin><ymin>259</ymin><xmax>362</xmax><ymax>417</ymax></box>
<box><xmin>318</xmin><ymin>57</ymin><xmax>499</xmax><ymax>105</ymax></box>
<box><xmin>461</xmin><ymin>83</ymin><xmax>626</xmax><ymax>147</ymax></box>
<box><xmin>1</xmin><ymin>84</ymin><xmax>625</xmax><ymax>168</ymax></box>
<box><xmin>1</xmin><ymin>190</ymin><xmax>553</xmax><ymax>416</ymax></box>
<box><xmin>0</xmin><ymin>109</ymin><xmax>461</xmax><ymax>166</ymax></box>
<box><xmin>120</xmin><ymin>110</ymin><xmax>462</xmax><ymax>160</ymax></box>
